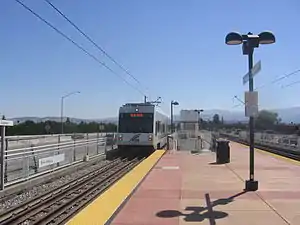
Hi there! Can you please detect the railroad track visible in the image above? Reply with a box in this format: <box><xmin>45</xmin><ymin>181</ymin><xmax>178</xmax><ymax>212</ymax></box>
<box><xmin>0</xmin><ymin>157</ymin><xmax>143</xmax><ymax>225</ymax></box>
<box><xmin>220</xmin><ymin>135</ymin><xmax>300</xmax><ymax>161</ymax></box>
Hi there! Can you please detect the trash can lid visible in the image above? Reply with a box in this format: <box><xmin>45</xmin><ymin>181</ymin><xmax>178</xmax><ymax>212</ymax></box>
<box><xmin>216</xmin><ymin>138</ymin><xmax>230</xmax><ymax>143</ymax></box>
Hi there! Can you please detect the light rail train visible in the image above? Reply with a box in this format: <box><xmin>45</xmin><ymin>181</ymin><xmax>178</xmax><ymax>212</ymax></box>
<box><xmin>117</xmin><ymin>102</ymin><xmax>170</xmax><ymax>152</ymax></box>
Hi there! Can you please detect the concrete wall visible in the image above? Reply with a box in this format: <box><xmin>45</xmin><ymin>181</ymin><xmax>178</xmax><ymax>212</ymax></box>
<box><xmin>180</xmin><ymin>110</ymin><xmax>198</xmax><ymax>122</ymax></box>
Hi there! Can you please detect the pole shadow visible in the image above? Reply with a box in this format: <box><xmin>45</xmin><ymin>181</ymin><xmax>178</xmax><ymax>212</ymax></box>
<box><xmin>156</xmin><ymin>191</ymin><xmax>246</xmax><ymax>224</ymax></box>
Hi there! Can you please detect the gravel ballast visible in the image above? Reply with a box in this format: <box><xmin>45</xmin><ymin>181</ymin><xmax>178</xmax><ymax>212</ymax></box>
<box><xmin>0</xmin><ymin>157</ymin><xmax>109</xmax><ymax>213</ymax></box>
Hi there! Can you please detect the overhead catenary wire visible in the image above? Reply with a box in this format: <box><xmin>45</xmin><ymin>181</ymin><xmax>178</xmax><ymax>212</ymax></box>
<box><xmin>233</xmin><ymin>68</ymin><xmax>300</xmax><ymax>108</ymax></box>
<box><xmin>43</xmin><ymin>0</ymin><xmax>145</xmax><ymax>89</ymax></box>
<box><xmin>281</xmin><ymin>79</ymin><xmax>300</xmax><ymax>89</ymax></box>
<box><xmin>14</xmin><ymin>0</ymin><xmax>146</xmax><ymax>97</ymax></box>
<box><xmin>254</xmin><ymin>69</ymin><xmax>300</xmax><ymax>90</ymax></box>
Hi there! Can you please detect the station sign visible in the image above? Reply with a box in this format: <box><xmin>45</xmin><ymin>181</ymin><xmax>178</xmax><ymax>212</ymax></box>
<box><xmin>39</xmin><ymin>154</ymin><xmax>65</xmax><ymax>168</ymax></box>
<box><xmin>243</xmin><ymin>60</ymin><xmax>261</xmax><ymax>85</ymax></box>
<box><xmin>99</xmin><ymin>124</ymin><xmax>105</xmax><ymax>131</ymax></box>
<box><xmin>244</xmin><ymin>91</ymin><xmax>258</xmax><ymax>117</ymax></box>
<box><xmin>0</xmin><ymin>120</ymin><xmax>13</xmax><ymax>126</ymax></box>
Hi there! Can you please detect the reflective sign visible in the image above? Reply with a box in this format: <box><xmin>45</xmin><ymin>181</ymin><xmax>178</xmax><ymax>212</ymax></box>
<box><xmin>245</xmin><ymin>91</ymin><xmax>258</xmax><ymax>117</ymax></box>
<box><xmin>39</xmin><ymin>154</ymin><xmax>65</xmax><ymax>168</ymax></box>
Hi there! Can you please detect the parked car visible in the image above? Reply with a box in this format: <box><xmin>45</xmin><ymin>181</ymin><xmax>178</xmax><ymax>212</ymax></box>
<box><xmin>71</xmin><ymin>134</ymin><xmax>85</xmax><ymax>140</ymax></box>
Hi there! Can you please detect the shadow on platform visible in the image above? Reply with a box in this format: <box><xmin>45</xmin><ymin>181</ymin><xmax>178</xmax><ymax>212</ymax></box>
<box><xmin>209</xmin><ymin>160</ymin><xmax>230</xmax><ymax>165</ymax></box>
<box><xmin>156</xmin><ymin>191</ymin><xmax>246</xmax><ymax>224</ymax></box>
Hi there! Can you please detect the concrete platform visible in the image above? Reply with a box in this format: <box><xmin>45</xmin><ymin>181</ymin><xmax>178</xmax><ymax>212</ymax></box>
<box><xmin>111</xmin><ymin>142</ymin><xmax>300</xmax><ymax>225</ymax></box>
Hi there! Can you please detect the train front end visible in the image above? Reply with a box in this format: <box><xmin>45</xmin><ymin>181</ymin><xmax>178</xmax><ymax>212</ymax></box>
<box><xmin>117</xmin><ymin>103</ymin><xmax>155</xmax><ymax>155</ymax></box>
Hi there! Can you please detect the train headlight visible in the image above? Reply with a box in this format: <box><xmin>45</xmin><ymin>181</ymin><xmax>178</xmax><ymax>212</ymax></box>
<box><xmin>118</xmin><ymin>134</ymin><xmax>123</xmax><ymax>141</ymax></box>
<box><xmin>148</xmin><ymin>134</ymin><xmax>153</xmax><ymax>141</ymax></box>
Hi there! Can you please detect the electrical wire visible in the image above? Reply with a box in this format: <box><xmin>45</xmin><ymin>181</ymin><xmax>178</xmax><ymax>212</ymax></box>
<box><xmin>14</xmin><ymin>0</ymin><xmax>146</xmax><ymax>96</ymax></box>
<box><xmin>254</xmin><ymin>69</ymin><xmax>300</xmax><ymax>90</ymax></box>
<box><xmin>43</xmin><ymin>0</ymin><xmax>149</xmax><ymax>94</ymax></box>
<box><xmin>281</xmin><ymin>80</ymin><xmax>300</xmax><ymax>89</ymax></box>
<box><xmin>233</xmin><ymin>68</ymin><xmax>300</xmax><ymax>108</ymax></box>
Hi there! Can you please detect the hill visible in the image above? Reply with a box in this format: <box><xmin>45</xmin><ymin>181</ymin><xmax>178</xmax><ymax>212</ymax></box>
<box><xmin>8</xmin><ymin>107</ymin><xmax>300</xmax><ymax>124</ymax></box>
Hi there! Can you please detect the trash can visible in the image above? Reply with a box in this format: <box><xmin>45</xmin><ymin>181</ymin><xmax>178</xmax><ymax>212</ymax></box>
<box><xmin>216</xmin><ymin>139</ymin><xmax>230</xmax><ymax>164</ymax></box>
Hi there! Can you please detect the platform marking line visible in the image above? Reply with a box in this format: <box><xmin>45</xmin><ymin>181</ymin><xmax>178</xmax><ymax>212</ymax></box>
<box><xmin>234</xmin><ymin>142</ymin><xmax>300</xmax><ymax>165</ymax></box>
<box><xmin>66</xmin><ymin>150</ymin><xmax>165</xmax><ymax>225</ymax></box>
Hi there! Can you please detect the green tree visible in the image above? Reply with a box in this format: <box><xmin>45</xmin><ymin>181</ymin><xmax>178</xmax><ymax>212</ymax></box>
<box><xmin>66</xmin><ymin>117</ymin><xmax>71</xmax><ymax>124</ymax></box>
<box><xmin>213</xmin><ymin>114</ymin><xmax>220</xmax><ymax>124</ymax></box>
<box><xmin>6</xmin><ymin>120</ymin><xmax>117</xmax><ymax>136</ymax></box>
<box><xmin>255</xmin><ymin>110</ymin><xmax>279</xmax><ymax>129</ymax></box>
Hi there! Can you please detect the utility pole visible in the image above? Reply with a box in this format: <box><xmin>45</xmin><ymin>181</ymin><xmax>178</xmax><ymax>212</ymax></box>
<box><xmin>60</xmin><ymin>91</ymin><xmax>80</xmax><ymax>135</ymax></box>
<box><xmin>171</xmin><ymin>101</ymin><xmax>179</xmax><ymax>133</ymax></box>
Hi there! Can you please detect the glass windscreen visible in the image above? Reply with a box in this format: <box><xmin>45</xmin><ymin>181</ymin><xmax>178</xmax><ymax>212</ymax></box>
<box><xmin>118</xmin><ymin>113</ymin><xmax>154</xmax><ymax>133</ymax></box>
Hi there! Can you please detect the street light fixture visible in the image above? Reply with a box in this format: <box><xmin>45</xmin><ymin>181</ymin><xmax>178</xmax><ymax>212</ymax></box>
<box><xmin>171</xmin><ymin>100</ymin><xmax>179</xmax><ymax>133</ymax></box>
<box><xmin>225</xmin><ymin>31</ymin><xmax>275</xmax><ymax>46</ymax></box>
<box><xmin>194</xmin><ymin>109</ymin><xmax>204</xmax><ymax>131</ymax></box>
<box><xmin>225</xmin><ymin>31</ymin><xmax>275</xmax><ymax>192</ymax></box>
<box><xmin>61</xmin><ymin>91</ymin><xmax>81</xmax><ymax>134</ymax></box>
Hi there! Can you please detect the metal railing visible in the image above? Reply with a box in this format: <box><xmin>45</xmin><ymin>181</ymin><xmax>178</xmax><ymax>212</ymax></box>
<box><xmin>222</xmin><ymin>130</ymin><xmax>300</xmax><ymax>151</ymax></box>
<box><xmin>3</xmin><ymin>132</ymin><xmax>117</xmax><ymax>187</ymax></box>
<box><xmin>3</xmin><ymin>133</ymin><xmax>103</xmax><ymax>149</ymax></box>
<box><xmin>167</xmin><ymin>135</ymin><xmax>178</xmax><ymax>151</ymax></box>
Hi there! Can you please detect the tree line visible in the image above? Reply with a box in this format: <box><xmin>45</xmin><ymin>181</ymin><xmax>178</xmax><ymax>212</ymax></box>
<box><xmin>3</xmin><ymin>117</ymin><xmax>117</xmax><ymax>136</ymax></box>
<box><xmin>209</xmin><ymin>110</ymin><xmax>300</xmax><ymax>135</ymax></box>
<box><xmin>2</xmin><ymin>110</ymin><xmax>299</xmax><ymax>136</ymax></box>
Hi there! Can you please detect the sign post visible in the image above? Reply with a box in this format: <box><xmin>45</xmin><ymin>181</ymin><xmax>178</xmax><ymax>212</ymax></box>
<box><xmin>243</xmin><ymin>60</ymin><xmax>261</xmax><ymax>85</ymax></box>
<box><xmin>99</xmin><ymin>124</ymin><xmax>105</xmax><ymax>133</ymax></box>
<box><xmin>99</xmin><ymin>124</ymin><xmax>106</xmax><ymax>154</ymax></box>
<box><xmin>243</xmin><ymin>59</ymin><xmax>261</xmax><ymax>191</ymax></box>
<box><xmin>45</xmin><ymin>124</ymin><xmax>51</xmax><ymax>134</ymax></box>
<box><xmin>0</xmin><ymin>120</ymin><xmax>13</xmax><ymax>190</ymax></box>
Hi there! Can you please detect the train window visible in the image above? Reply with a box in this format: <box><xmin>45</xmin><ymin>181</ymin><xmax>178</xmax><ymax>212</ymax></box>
<box><xmin>162</xmin><ymin>124</ymin><xmax>165</xmax><ymax>133</ymax></box>
<box><xmin>119</xmin><ymin>113</ymin><xmax>154</xmax><ymax>133</ymax></box>
<box><xmin>155</xmin><ymin>121</ymin><xmax>160</xmax><ymax>135</ymax></box>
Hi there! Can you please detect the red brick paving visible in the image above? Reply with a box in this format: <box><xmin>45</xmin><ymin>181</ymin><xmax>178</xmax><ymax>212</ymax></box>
<box><xmin>111</xmin><ymin>142</ymin><xmax>300</xmax><ymax>225</ymax></box>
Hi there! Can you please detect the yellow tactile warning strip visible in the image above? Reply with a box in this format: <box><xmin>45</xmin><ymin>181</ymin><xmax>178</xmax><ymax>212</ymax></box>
<box><xmin>66</xmin><ymin>150</ymin><xmax>165</xmax><ymax>225</ymax></box>
<box><xmin>235</xmin><ymin>142</ymin><xmax>300</xmax><ymax>165</ymax></box>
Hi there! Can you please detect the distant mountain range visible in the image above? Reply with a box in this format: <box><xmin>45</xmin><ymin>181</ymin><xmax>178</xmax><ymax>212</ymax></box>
<box><xmin>8</xmin><ymin>107</ymin><xmax>300</xmax><ymax>124</ymax></box>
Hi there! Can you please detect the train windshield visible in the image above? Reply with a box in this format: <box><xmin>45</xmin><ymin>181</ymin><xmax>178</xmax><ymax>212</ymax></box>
<box><xmin>118</xmin><ymin>113</ymin><xmax>153</xmax><ymax>133</ymax></box>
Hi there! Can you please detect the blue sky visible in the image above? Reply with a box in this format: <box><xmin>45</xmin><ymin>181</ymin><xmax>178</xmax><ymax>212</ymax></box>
<box><xmin>1</xmin><ymin>0</ymin><xmax>300</xmax><ymax>119</ymax></box>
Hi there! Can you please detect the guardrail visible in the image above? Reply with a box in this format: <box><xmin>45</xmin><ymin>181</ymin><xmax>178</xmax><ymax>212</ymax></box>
<box><xmin>222</xmin><ymin>132</ymin><xmax>299</xmax><ymax>151</ymax></box>
<box><xmin>3</xmin><ymin>133</ymin><xmax>118</xmax><ymax>187</ymax></box>
<box><xmin>219</xmin><ymin>132</ymin><xmax>300</xmax><ymax>161</ymax></box>
<box><xmin>221</xmin><ymin>129</ymin><xmax>300</xmax><ymax>147</ymax></box>
<box><xmin>2</xmin><ymin>132</ymin><xmax>116</xmax><ymax>141</ymax></box>
<box><xmin>3</xmin><ymin>132</ymin><xmax>117</xmax><ymax>151</ymax></box>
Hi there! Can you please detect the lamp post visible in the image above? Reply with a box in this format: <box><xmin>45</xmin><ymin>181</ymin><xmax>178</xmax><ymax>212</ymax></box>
<box><xmin>225</xmin><ymin>31</ymin><xmax>275</xmax><ymax>191</ymax></box>
<box><xmin>60</xmin><ymin>91</ymin><xmax>80</xmax><ymax>134</ymax></box>
<box><xmin>194</xmin><ymin>109</ymin><xmax>204</xmax><ymax>132</ymax></box>
<box><xmin>171</xmin><ymin>100</ymin><xmax>179</xmax><ymax>133</ymax></box>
